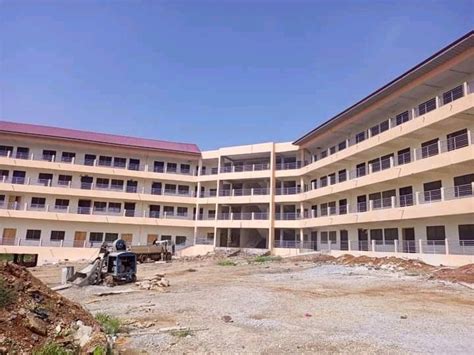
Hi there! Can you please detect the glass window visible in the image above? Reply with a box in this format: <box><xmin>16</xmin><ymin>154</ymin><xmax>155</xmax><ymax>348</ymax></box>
<box><xmin>26</xmin><ymin>230</ymin><xmax>41</xmax><ymax>240</ymax></box>
<box><xmin>355</xmin><ymin>131</ymin><xmax>366</xmax><ymax>143</ymax></box>
<box><xmin>395</xmin><ymin>111</ymin><xmax>409</xmax><ymax>126</ymax></box>
<box><xmin>51</xmin><ymin>231</ymin><xmax>65</xmax><ymax>241</ymax></box>
<box><xmin>418</xmin><ymin>97</ymin><xmax>436</xmax><ymax>115</ymax></box>
<box><xmin>442</xmin><ymin>85</ymin><xmax>463</xmax><ymax>105</ymax></box>
<box><xmin>89</xmin><ymin>232</ymin><xmax>104</xmax><ymax>243</ymax></box>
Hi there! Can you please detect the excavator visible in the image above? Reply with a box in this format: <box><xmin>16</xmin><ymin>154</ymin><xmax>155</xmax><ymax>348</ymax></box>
<box><xmin>68</xmin><ymin>239</ymin><xmax>137</xmax><ymax>286</ymax></box>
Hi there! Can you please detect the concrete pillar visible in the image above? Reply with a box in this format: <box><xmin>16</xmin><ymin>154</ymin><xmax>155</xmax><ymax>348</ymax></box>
<box><xmin>418</xmin><ymin>239</ymin><xmax>423</xmax><ymax>254</ymax></box>
<box><xmin>394</xmin><ymin>239</ymin><xmax>398</xmax><ymax>254</ymax></box>
<box><xmin>415</xmin><ymin>191</ymin><xmax>420</xmax><ymax>205</ymax></box>
<box><xmin>445</xmin><ymin>238</ymin><xmax>449</xmax><ymax>255</ymax></box>
<box><xmin>440</xmin><ymin>187</ymin><xmax>445</xmax><ymax>201</ymax></box>
<box><xmin>371</xmin><ymin>239</ymin><xmax>376</xmax><ymax>252</ymax></box>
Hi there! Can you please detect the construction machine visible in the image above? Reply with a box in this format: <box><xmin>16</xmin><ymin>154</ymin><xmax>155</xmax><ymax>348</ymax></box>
<box><xmin>128</xmin><ymin>240</ymin><xmax>174</xmax><ymax>263</ymax></box>
<box><xmin>69</xmin><ymin>239</ymin><xmax>137</xmax><ymax>286</ymax></box>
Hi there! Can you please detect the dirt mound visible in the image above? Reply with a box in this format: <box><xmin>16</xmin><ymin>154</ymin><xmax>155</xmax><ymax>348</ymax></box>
<box><xmin>433</xmin><ymin>264</ymin><xmax>474</xmax><ymax>284</ymax></box>
<box><xmin>0</xmin><ymin>262</ymin><xmax>108</xmax><ymax>353</ymax></box>
<box><xmin>335</xmin><ymin>254</ymin><xmax>436</xmax><ymax>273</ymax></box>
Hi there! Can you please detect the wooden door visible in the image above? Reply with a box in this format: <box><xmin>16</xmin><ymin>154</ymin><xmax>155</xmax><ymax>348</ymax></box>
<box><xmin>121</xmin><ymin>233</ymin><xmax>133</xmax><ymax>245</ymax></box>
<box><xmin>147</xmin><ymin>234</ymin><xmax>158</xmax><ymax>245</ymax></box>
<box><xmin>74</xmin><ymin>231</ymin><xmax>87</xmax><ymax>248</ymax></box>
<box><xmin>2</xmin><ymin>228</ymin><xmax>16</xmax><ymax>245</ymax></box>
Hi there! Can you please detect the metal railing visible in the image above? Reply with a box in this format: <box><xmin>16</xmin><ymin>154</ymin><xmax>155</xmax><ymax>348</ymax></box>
<box><xmin>220</xmin><ymin>162</ymin><xmax>270</xmax><ymax>173</ymax></box>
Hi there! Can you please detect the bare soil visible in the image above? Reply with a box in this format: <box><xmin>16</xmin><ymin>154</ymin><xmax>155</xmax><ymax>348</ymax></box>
<box><xmin>31</xmin><ymin>255</ymin><xmax>474</xmax><ymax>354</ymax></box>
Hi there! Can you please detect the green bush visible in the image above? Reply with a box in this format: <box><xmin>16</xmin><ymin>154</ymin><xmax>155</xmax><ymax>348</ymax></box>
<box><xmin>0</xmin><ymin>277</ymin><xmax>16</xmax><ymax>308</ymax></box>
<box><xmin>95</xmin><ymin>313</ymin><xmax>121</xmax><ymax>335</ymax></box>
<box><xmin>33</xmin><ymin>342</ymin><xmax>70</xmax><ymax>355</ymax></box>
<box><xmin>217</xmin><ymin>259</ymin><xmax>237</xmax><ymax>266</ymax></box>
<box><xmin>171</xmin><ymin>329</ymin><xmax>193</xmax><ymax>338</ymax></box>
<box><xmin>253</xmin><ymin>255</ymin><xmax>282</xmax><ymax>263</ymax></box>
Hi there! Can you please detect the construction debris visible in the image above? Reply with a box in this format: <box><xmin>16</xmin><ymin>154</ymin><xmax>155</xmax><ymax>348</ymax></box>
<box><xmin>135</xmin><ymin>274</ymin><xmax>170</xmax><ymax>290</ymax></box>
<box><xmin>0</xmin><ymin>262</ymin><xmax>108</xmax><ymax>353</ymax></box>
<box><xmin>94</xmin><ymin>289</ymin><xmax>138</xmax><ymax>297</ymax></box>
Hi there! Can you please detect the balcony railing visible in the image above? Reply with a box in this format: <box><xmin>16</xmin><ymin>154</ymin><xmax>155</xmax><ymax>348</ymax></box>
<box><xmin>216</xmin><ymin>212</ymin><xmax>269</xmax><ymax>220</ymax></box>
<box><xmin>219</xmin><ymin>187</ymin><xmax>270</xmax><ymax>196</ymax></box>
<box><xmin>220</xmin><ymin>162</ymin><xmax>270</xmax><ymax>173</ymax></box>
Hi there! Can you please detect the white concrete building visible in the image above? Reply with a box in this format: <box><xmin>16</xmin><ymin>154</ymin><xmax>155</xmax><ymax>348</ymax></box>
<box><xmin>1</xmin><ymin>31</ymin><xmax>473</xmax><ymax>265</ymax></box>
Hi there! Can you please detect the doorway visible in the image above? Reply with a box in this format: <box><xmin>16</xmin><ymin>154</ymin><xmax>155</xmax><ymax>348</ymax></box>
<box><xmin>402</xmin><ymin>228</ymin><xmax>416</xmax><ymax>253</ymax></box>
<box><xmin>358</xmin><ymin>229</ymin><xmax>368</xmax><ymax>251</ymax></box>
<box><xmin>74</xmin><ymin>231</ymin><xmax>87</xmax><ymax>248</ymax></box>
<box><xmin>2</xmin><ymin>228</ymin><xmax>16</xmax><ymax>245</ymax></box>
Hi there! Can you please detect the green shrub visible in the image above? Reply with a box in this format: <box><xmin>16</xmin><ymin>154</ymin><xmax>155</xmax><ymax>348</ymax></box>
<box><xmin>0</xmin><ymin>277</ymin><xmax>16</xmax><ymax>308</ymax></box>
<box><xmin>92</xmin><ymin>346</ymin><xmax>107</xmax><ymax>355</ymax></box>
<box><xmin>33</xmin><ymin>342</ymin><xmax>70</xmax><ymax>355</ymax></box>
<box><xmin>253</xmin><ymin>255</ymin><xmax>282</xmax><ymax>263</ymax></box>
<box><xmin>171</xmin><ymin>329</ymin><xmax>193</xmax><ymax>338</ymax></box>
<box><xmin>217</xmin><ymin>259</ymin><xmax>237</xmax><ymax>266</ymax></box>
<box><xmin>95</xmin><ymin>313</ymin><xmax>121</xmax><ymax>335</ymax></box>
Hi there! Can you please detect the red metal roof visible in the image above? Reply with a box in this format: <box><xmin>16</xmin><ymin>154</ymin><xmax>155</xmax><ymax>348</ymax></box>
<box><xmin>0</xmin><ymin>120</ymin><xmax>201</xmax><ymax>155</ymax></box>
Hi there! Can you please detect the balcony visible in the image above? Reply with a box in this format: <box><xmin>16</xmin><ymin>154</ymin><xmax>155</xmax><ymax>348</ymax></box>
<box><xmin>220</xmin><ymin>162</ymin><xmax>270</xmax><ymax>173</ymax></box>
<box><xmin>219</xmin><ymin>187</ymin><xmax>270</xmax><ymax>197</ymax></box>
<box><xmin>216</xmin><ymin>212</ymin><xmax>269</xmax><ymax>220</ymax></box>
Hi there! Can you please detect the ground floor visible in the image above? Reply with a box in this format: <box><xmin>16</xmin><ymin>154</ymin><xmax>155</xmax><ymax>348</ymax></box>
<box><xmin>32</xmin><ymin>255</ymin><xmax>474</xmax><ymax>354</ymax></box>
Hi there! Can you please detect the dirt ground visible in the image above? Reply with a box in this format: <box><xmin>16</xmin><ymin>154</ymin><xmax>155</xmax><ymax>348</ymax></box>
<box><xmin>31</xmin><ymin>256</ymin><xmax>474</xmax><ymax>354</ymax></box>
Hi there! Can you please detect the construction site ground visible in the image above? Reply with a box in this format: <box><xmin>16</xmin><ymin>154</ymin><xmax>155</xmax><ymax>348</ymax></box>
<box><xmin>31</xmin><ymin>254</ymin><xmax>474</xmax><ymax>354</ymax></box>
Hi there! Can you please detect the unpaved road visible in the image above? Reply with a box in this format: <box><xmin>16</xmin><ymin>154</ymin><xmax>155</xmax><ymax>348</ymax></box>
<box><xmin>32</xmin><ymin>257</ymin><xmax>474</xmax><ymax>354</ymax></box>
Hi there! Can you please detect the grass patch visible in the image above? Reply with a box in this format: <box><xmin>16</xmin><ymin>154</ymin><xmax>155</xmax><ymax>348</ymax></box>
<box><xmin>217</xmin><ymin>259</ymin><xmax>237</xmax><ymax>266</ymax></box>
<box><xmin>33</xmin><ymin>342</ymin><xmax>71</xmax><ymax>355</ymax></box>
<box><xmin>0</xmin><ymin>277</ymin><xmax>16</xmax><ymax>308</ymax></box>
<box><xmin>170</xmin><ymin>329</ymin><xmax>194</xmax><ymax>338</ymax></box>
<box><xmin>95</xmin><ymin>313</ymin><xmax>121</xmax><ymax>335</ymax></box>
<box><xmin>0</xmin><ymin>254</ymin><xmax>14</xmax><ymax>262</ymax></box>
<box><xmin>253</xmin><ymin>255</ymin><xmax>282</xmax><ymax>263</ymax></box>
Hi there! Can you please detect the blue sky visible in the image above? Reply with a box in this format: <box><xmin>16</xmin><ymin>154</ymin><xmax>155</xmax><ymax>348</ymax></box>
<box><xmin>0</xmin><ymin>0</ymin><xmax>472</xmax><ymax>150</ymax></box>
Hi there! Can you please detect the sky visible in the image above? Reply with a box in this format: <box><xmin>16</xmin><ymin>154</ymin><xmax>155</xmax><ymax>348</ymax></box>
<box><xmin>0</xmin><ymin>0</ymin><xmax>472</xmax><ymax>150</ymax></box>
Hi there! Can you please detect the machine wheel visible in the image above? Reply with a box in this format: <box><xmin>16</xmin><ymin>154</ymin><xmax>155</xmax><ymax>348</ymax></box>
<box><xmin>131</xmin><ymin>274</ymin><xmax>137</xmax><ymax>282</ymax></box>
<box><xmin>138</xmin><ymin>254</ymin><xmax>147</xmax><ymax>263</ymax></box>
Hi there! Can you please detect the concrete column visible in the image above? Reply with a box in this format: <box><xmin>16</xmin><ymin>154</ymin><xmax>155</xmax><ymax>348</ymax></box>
<box><xmin>268</xmin><ymin>143</ymin><xmax>276</xmax><ymax>252</ymax></box>
<box><xmin>391</xmin><ymin>196</ymin><xmax>396</xmax><ymax>208</ymax></box>
<box><xmin>440</xmin><ymin>187</ymin><xmax>445</xmax><ymax>201</ymax></box>
<box><xmin>418</xmin><ymin>239</ymin><xmax>423</xmax><ymax>254</ymax></box>
<box><xmin>445</xmin><ymin>238</ymin><xmax>449</xmax><ymax>255</ymax></box>
<box><xmin>415</xmin><ymin>191</ymin><xmax>420</xmax><ymax>205</ymax></box>
<box><xmin>371</xmin><ymin>239</ymin><xmax>376</xmax><ymax>252</ymax></box>
<box><xmin>394</xmin><ymin>239</ymin><xmax>398</xmax><ymax>254</ymax></box>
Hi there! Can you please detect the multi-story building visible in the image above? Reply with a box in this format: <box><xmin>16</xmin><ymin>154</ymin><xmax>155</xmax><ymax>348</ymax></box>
<box><xmin>1</xmin><ymin>31</ymin><xmax>473</xmax><ymax>265</ymax></box>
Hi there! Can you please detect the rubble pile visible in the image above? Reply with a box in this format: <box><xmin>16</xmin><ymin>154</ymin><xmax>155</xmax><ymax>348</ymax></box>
<box><xmin>433</xmin><ymin>263</ymin><xmax>474</xmax><ymax>284</ymax></box>
<box><xmin>0</xmin><ymin>262</ymin><xmax>108</xmax><ymax>353</ymax></box>
<box><xmin>136</xmin><ymin>273</ymin><xmax>170</xmax><ymax>291</ymax></box>
<box><xmin>335</xmin><ymin>255</ymin><xmax>436</xmax><ymax>274</ymax></box>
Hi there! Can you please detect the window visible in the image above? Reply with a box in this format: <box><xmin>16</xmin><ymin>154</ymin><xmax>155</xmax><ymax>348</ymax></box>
<box><xmin>105</xmin><ymin>233</ymin><xmax>119</xmax><ymax>242</ymax></box>
<box><xmin>329</xmin><ymin>146</ymin><xmax>336</xmax><ymax>155</ymax></box>
<box><xmin>356</xmin><ymin>163</ymin><xmax>366</xmax><ymax>177</ymax></box>
<box><xmin>418</xmin><ymin>97</ymin><xmax>436</xmax><ymax>115</ymax></box>
<box><xmin>161</xmin><ymin>235</ymin><xmax>172</xmax><ymax>241</ymax></box>
<box><xmin>0</xmin><ymin>170</ymin><xmax>9</xmax><ymax>179</ymax></box>
<box><xmin>178</xmin><ymin>185</ymin><xmax>190</xmax><ymax>195</ymax></box>
<box><xmin>320</xmin><ymin>150</ymin><xmax>328</xmax><ymax>159</ymax></box>
<box><xmin>328</xmin><ymin>201</ymin><xmax>336</xmax><ymax>215</ymax></box>
<box><xmin>84</xmin><ymin>154</ymin><xmax>96</xmax><ymax>166</ymax></box>
<box><xmin>126</xmin><ymin>180</ymin><xmax>138</xmax><ymax>193</ymax></box>
<box><xmin>154</xmin><ymin>161</ymin><xmax>165</xmax><ymax>173</ymax></box>
<box><xmin>357</xmin><ymin>195</ymin><xmax>367</xmax><ymax>212</ymax></box>
<box><xmin>16</xmin><ymin>147</ymin><xmax>29</xmax><ymax>159</ymax></box>
<box><xmin>208</xmin><ymin>210</ymin><xmax>216</xmax><ymax>219</ymax></box>
<box><xmin>384</xmin><ymin>228</ymin><xmax>399</xmax><ymax>244</ymax></box>
<box><xmin>26</xmin><ymin>230</ymin><xmax>41</xmax><ymax>240</ymax></box>
<box><xmin>163</xmin><ymin>206</ymin><xmax>174</xmax><ymax>215</ymax></box>
<box><xmin>176</xmin><ymin>236</ymin><xmax>187</xmax><ymax>245</ymax></box>
<box><xmin>320</xmin><ymin>176</ymin><xmax>328</xmax><ymax>187</ymax></box>
<box><xmin>113</xmin><ymin>157</ymin><xmax>127</xmax><ymax>168</ymax></box>
<box><xmin>370</xmin><ymin>229</ymin><xmax>383</xmax><ymax>244</ymax></box>
<box><xmin>129</xmin><ymin>158</ymin><xmax>140</xmax><ymax>171</ymax></box>
<box><xmin>399</xmin><ymin>186</ymin><xmax>413</xmax><ymax>207</ymax></box>
<box><xmin>38</xmin><ymin>173</ymin><xmax>53</xmax><ymax>186</ymax></box>
<box><xmin>423</xmin><ymin>180</ymin><xmax>442</xmax><ymax>202</ymax></box>
<box><xmin>89</xmin><ymin>232</ymin><xmax>104</xmax><ymax>243</ymax></box>
<box><xmin>355</xmin><ymin>131</ymin><xmax>366</xmax><ymax>143</ymax></box>
<box><xmin>426</xmin><ymin>226</ymin><xmax>445</xmax><ymax>245</ymax></box>
<box><xmin>111</xmin><ymin>179</ymin><xmax>124</xmax><ymax>190</ymax></box>
<box><xmin>447</xmin><ymin>128</ymin><xmax>468</xmax><ymax>151</ymax></box>
<box><xmin>421</xmin><ymin>138</ymin><xmax>439</xmax><ymax>158</ymax></box>
<box><xmin>12</xmin><ymin>170</ymin><xmax>26</xmax><ymax>184</ymax></box>
<box><xmin>180</xmin><ymin>164</ymin><xmax>191</xmax><ymax>174</ymax></box>
<box><xmin>381</xmin><ymin>154</ymin><xmax>393</xmax><ymax>170</ymax></box>
<box><xmin>94</xmin><ymin>201</ymin><xmax>107</xmax><ymax>212</ymax></box>
<box><xmin>80</xmin><ymin>176</ymin><xmax>93</xmax><ymax>189</ymax></box>
<box><xmin>380</xmin><ymin>120</ymin><xmax>389</xmax><ymax>132</ymax></box>
<box><xmin>453</xmin><ymin>174</ymin><xmax>474</xmax><ymax>197</ymax></box>
<box><xmin>338</xmin><ymin>141</ymin><xmax>347</xmax><ymax>151</ymax></box>
<box><xmin>58</xmin><ymin>175</ymin><xmax>72</xmax><ymax>186</ymax></box>
<box><xmin>31</xmin><ymin>197</ymin><xmax>46</xmax><ymax>208</ymax></box>
<box><xmin>96</xmin><ymin>178</ymin><xmax>109</xmax><ymax>189</ymax></box>
<box><xmin>50</xmin><ymin>231</ymin><xmax>65</xmax><ymax>241</ymax></box>
<box><xmin>108</xmin><ymin>202</ymin><xmax>121</xmax><ymax>213</ymax></box>
<box><xmin>98</xmin><ymin>156</ymin><xmax>112</xmax><ymax>166</ymax></box>
<box><xmin>42</xmin><ymin>150</ymin><xmax>56</xmax><ymax>161</ymax></box>
<box><xmin>0</xmin><ymin>145</ymin><xmax>13</xmax><ymax>157</ymax></box>
<box><xmin>395</xmin><ymin>111</ymin><xmax>409</xmax><ymax>126</ymax></box>
<box><xmin>165</xmin><ymin>184</ymin><xmax>176</xmax><ymax>194</ymax></box>
<box><xmin>458</xmin><ymin>225</ymin><xmax>474</xmax><ymax>246</ymax></box>
<box><xmin>177</xmin><ymin>207</ymin><xmax>188</xmax><ymax>216</ymax></box>
<box><xmin>339</xmin><ymin>199</ymin><xmax>347</xmax><ymax>215</ymax></box>
<box><xmin>338</xmin><ymin>169</ymin><xmax>347</xmax><ymax>183</ymax></box>
<box><xmin>397</xmin><ymin>148</ymin><xmax>411</xmax><ymax>165</ymax></box>
<box><xmin>370</xmin><ymin>124</ymin><xmax>380</xmax><ymax>137</ymax></box>
<box><xmin>328</xmin><ymin>173</ymin><xmax>336</xmax><ymax>185</ymax></box>
<box><xmin>55</xmin><ymin>199</ymin><xmax>69</xmax><ymax>210</ymax></box>
<box><xmin>369</xmin><ymin>158</ymin><xmax>381</xmax><ymax>173</ymax></box>
<box><xmin>443</xmin><ymin>85</ymin><xmax>463</xmax><ymax>104</ymax></box>
<box><xmin>320</xmin><ymin>203</ymin><xmax>328</xmax><ymax>216</ymax></box>
<box><xmin>167</xmin><ymin>162</ymin><xmax>177</xmax><ymax>173</ymax></box>
<box><xmin>61</xmin><ymin>152</ymin><xmax>75</xmax><ymax>163</ymax></box>
<box><xmin>321</xmin><ymin>231</ymin><xmax>328</xmax><ymax>243</ymax></box>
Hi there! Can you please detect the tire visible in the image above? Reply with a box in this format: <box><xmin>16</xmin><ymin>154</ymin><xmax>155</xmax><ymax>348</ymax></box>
<box><xmin>138</xmin><ymin>254</ymin><xmax>147</xmax><ymax>263</ymax></box>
